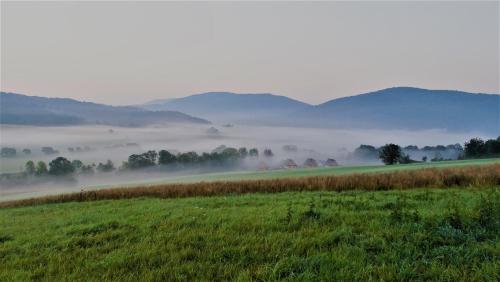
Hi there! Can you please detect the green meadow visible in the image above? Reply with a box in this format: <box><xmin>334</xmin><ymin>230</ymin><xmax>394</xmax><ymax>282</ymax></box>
<box><xmin>1</xmin><ymin>187</ymin><xmax>498</xmax><ymax>281</ymax></box>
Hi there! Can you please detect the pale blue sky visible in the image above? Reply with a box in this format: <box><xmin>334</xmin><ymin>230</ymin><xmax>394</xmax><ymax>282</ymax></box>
<box><xmin>1</xmin><ymin>1</ymin><xmax>498</xmax><ymax>105</ymax></box>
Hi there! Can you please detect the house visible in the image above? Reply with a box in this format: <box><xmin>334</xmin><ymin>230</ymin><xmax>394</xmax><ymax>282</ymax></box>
<box><xmin>281</xmin><ymin>159</ymin><xmax>298</xmax><ymax>169</ymax></box>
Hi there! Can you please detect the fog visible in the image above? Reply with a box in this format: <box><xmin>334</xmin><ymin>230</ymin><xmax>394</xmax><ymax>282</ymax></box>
<box><xmin>0</xmin><ymin>124</ymin><xmax>493</xmax><ymax>200</ymax></box>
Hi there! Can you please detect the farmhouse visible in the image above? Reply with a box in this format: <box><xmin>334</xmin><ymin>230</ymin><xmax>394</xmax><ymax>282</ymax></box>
<box><xmin>281</xmin><ymin>159</ymin><xmax>298</xmax><ymax>169</ymax></box>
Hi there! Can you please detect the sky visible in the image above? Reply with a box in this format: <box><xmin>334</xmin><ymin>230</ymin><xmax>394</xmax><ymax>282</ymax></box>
<box><xmin>1</xmin><ymin>1</ymin><xmax>499</xmax><ymax>105</ymax></box>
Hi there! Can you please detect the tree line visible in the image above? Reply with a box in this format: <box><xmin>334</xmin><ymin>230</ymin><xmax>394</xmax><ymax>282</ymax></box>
<box><xmin>374</xmin><ymin>136</ymin><xmax>500</xmax><ymax>165</ymax></box>
<box><xmin>19</xmin><ymin>146</ymin><xmax>264</xmax><ymax>178</ymax></box>
<box><xmin>10</xmin><ymin>136</ymin><xmax>500</xmax><ymax>178</ymax></box>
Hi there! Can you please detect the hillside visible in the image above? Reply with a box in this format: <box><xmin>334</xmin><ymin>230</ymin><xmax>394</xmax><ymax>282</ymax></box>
<box><xmin>293</xmin><ymin>87</ymin><xmax>499</xmax><ymax>134</ymax></box>
<box><xmin>142</xmin><ymin>92</ymin><xmax>311</xmax><ymax>124</ymax></box>
<box><xmin>0</xmin><ymin>92</ymin><xmax>210</xmax><ymax>126</ymax></box>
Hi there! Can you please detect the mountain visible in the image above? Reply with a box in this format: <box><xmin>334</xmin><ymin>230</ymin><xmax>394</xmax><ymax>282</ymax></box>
<box><xmin>142</xmin><ymin>92</ymin><xmax>311</xmax><ymax>124</ymax></box>
<box><xmin>143</xmin><ymin>87</ymin><xmax>499</xmax><ymax>134</ymax></box>
<box><xmin>292</xmin><ymin>87</ymin><xmax>499</xmax><ymax>134</ymax></box>
<box><xmin>0</xmin><ymin>92</ymin><xmax>210</xmax><ymax>126</ymax></box>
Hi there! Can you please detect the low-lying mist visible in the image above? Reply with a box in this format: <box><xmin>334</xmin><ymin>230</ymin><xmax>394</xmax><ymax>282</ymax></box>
<box><xmin>0</xmin><ymin>123</ymin><xmax>493</xmax><ymax>199</ymax></box>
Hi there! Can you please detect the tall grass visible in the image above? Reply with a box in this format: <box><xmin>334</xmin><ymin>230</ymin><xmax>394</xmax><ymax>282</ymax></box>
<box><xmin>1</xmin><ymin>164</ymin><xmax>499</xmax><ymax>208</ymax></box>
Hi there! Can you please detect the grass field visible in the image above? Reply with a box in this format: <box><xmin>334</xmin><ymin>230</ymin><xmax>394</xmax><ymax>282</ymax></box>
<box><xmin>1</xmin><ymin>187</ymin><xmax>498</xmax><ymax>281</ymax></box>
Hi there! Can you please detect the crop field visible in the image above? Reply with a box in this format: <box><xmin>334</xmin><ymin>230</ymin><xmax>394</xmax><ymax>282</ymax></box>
<box><xmin>1</xmin><ymin>187</ymin><xmax>498</xmax><ymax>281</ymax></box>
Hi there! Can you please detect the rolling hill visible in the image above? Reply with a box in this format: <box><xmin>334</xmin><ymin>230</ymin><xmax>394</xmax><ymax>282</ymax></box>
<box><xmin>143</xmin><ymin>87</ymin><xmax>499</xmax><ymax>134</ymax></box>
<box><xmin>0</xmin><ymin>92</ymin><xmax>210</xmax><ymax>126</ymax></box>
<box><xmin>293</xmin><ymin>87</ymin><xmax>499</xmax><ymax>134</ymax></box>
<box><xmin>142</xmin><ymin>92</ymin><xmax>311</xmax><ymax>124</ymax></box>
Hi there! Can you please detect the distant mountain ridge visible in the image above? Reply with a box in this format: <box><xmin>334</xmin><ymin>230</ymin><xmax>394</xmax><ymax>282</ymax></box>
<box><xmin>142</xmin><ymin>87</ymin><xmax>499</xmax><ymax>134</ymax></box>
<box><xmin>0</xmin><ymin>92</ymin><xmax>210</xmax><ymax>126</ymax></box>
<box><xmin>293</xmin><ymin>87</ymin><xmax>499</xmax><ymax>134</ymax></box>
<box><xmin>142</xmin><ymin>92</ymin><xmax>310</xmax><ymax>124</ymax></box>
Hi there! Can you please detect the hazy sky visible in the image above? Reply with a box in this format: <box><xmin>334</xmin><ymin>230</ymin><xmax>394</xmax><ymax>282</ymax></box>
<box><xmin>1</xmin><ymin>1</ymin><xmax>498</xmax><ymax>105</ymax></box>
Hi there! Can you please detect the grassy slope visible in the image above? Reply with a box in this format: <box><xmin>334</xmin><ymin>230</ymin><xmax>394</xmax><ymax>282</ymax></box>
<box><xmin>2</xmin><ymin>158</ymin><xmax>499</xmax><ymax>202</ymax></box>
<box><xmin>1</xmin><ymin>188</ymin><xmax>498</xmax><ymax>281</ymax></box>
<box><xmin>92</xmin><ymin>158</ymin><xmax>500</xmax><ymax>187</ymax></box>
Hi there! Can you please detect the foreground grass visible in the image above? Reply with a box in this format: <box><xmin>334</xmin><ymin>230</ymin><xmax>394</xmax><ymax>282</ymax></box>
<box><xmin>1</xmin><ymin>188</ymin><xmax>498</xmax><ymax>281</ymax></box>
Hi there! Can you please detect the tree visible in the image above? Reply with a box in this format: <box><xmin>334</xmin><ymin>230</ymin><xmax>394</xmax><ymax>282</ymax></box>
<box><xmin>177</xmin><ymin>152</ymin><xmax>199</xmax><ymax>165</ymax></box>
<box><xmin>379</xmin><ymin>144</ymin><xmax>402</xmax><ymax>165</ymax></box>
<box><xmin>97</xmin><ymin>160</ymin><xmax>115</xmax><ymax>172</ymax></box>
<box><xmin>80</xmin><ymin>164</ymin><xmax>95</xmax><ymax>175</ymax></box>
<box><xmin>353</xmin><ymin>145</ymin><xmax>378</xmax><ymax>159</ymax></box>
<box><xmin>127</xmin><ymin>151</ymin><xmax>158</xmax><ymax>169</ymax></box>
<box><xmin>35</xmin><ymin>161</ymin><xmax>48</xmax><ymax>175</ymax></box>
<box><xmin>22</xmin><ymin>148</ymin><xmax>31</xmax><ymax>155</ymax></box>
<box><xmin>71</xmin><ymin>160</ymin><xmax>83</xmax><ymax>170</ymax></box>
<box><xmin>48</xmin><ymin>157</ymin><xmax>75</xmax><ymax>175</ymax></box>
<box><xmin>158</xmin><ymin>150</ymin><xmax>177</xmax><ymax>165</ymax></box>
<box><xmin>238</xmin><ymin>147</ymin><xmax>248</xmax><ymax>158</ymax></box>
<box><xmin>1</xmin><ymin>147</ymin><xmax>16</xmax><ymax>158</ymax></box>
<box><xmin>249</xmin><ymin>148</ymin><xmax>259</xmax><ymax>157</ymax></box>
<box><xmin>25</xmin><ymin>161</ymin><xmax>36</xmax><ymax>175</ymax></box>
<box><xmin>263</xmin><ymin>149</ymin><xmax>274</xmax><ymax>157</ymax></box>
<box><xmin>221</xmin><ymin>148</ymin><xmax>239</xmax><ymax>159</ymax></box>
<box><xmin>464</xmin><ymin>138</ymin><xmax>487</xmax><ymax>158</ymax></box>
<box><xmin>41</xmin><ymin>147</ymin><xmax>59</xmax><ymax>155</ymax></box>
<box><xmin>485</xmin><ymin>138</ymin><xmax>500</xmax><ymax>156</ymax></box>
<box><xmin>399</xmin><ymin>153</ymin><xmax>416</xmax><ymax>164</ymax></box>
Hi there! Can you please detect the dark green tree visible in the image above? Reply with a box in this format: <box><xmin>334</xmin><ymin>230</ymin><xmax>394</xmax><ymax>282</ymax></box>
<box><xmin>379</xmin><ymin>144</ymin><xmax>402</xmax><ymax>165</ymax></box>
<box><xmin>48</xmin><ymin>157</ymin><xmax>75</xmax><ymax>175</ymax></box>
<box><xmin>177</xmin><ymin>152</ymin><xmax>199</xmax><ymax>165</ymax></box>
<box><xmin>464</xmin><ymin>138</ymin><xmax>487</xmax><ymax>158</ymax></box>
<box><xmin>158</xmin><ymin>150</ymin><xmax>177</xmax><ymax>165</ymax></box>
<box><xmin>127</xmin><ymin>151</ymin><xmax>158</xmax><ymax>169</ymax></box>
<box><xmin>485</xmin><ymin>138</ymin><xmax>500</xmax><ymax>156</ymax></box>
